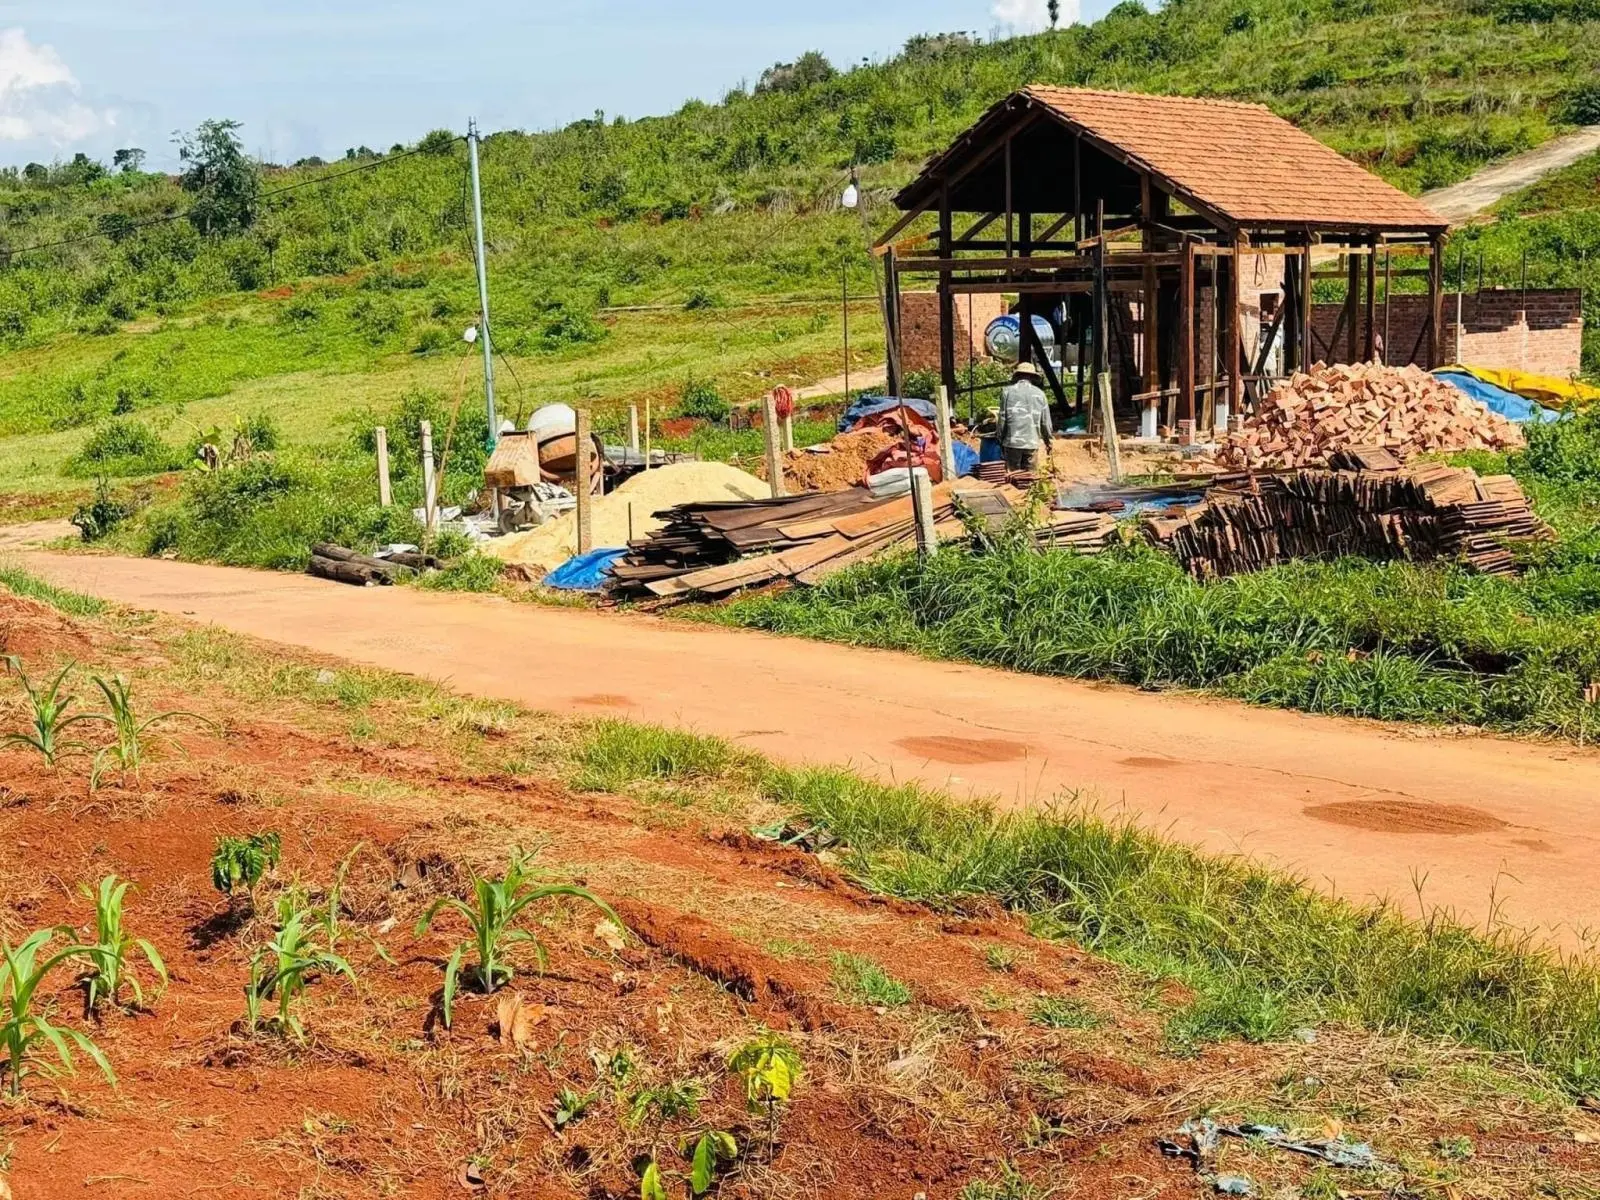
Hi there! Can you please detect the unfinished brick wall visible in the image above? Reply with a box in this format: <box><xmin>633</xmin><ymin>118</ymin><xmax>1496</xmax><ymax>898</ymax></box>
<box><xmin>1310</xmin><ymin>289</ymin><xmax>1583</xmax><ymax>376</ymax></box>
<box><xmin>899</xmin><ymin>292</ymin><xmax>1010</xmax><ymax>374</ymax></box>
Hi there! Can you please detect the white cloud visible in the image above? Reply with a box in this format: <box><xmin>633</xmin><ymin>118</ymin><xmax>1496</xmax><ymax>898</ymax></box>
<box><xmin>0</xmin><ymin>27</ymin><xmax>114</xmax><ymax>145</ymax></box>
<box><xmin>991</xmin><ymin>0</ymin><xmax>1079</xmax><ymax>32</ymax></box>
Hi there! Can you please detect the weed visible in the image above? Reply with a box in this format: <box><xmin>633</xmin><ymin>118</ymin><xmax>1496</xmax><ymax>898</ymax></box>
<box><xmin>1</xmin><ymin>657</ymin><xmax>102</xmax><ymax>766</ymax></box>
<box><xmin>1437</xmin><ymin>1134</ymin><xmax>1476</xmax><ymax>1160</ymax></box>
<box><xmin>686</xmin><ymin>1130</ymin><xmax>738</xmax><ymax>1195</ymax></box>
<box><xmin>958</xmin><ymin>1162</ymin><xmax>1043</xmax><ymax>1200</ymax></box>
<box><xmin>244</xmin><ymin>897</ymin><xmax>357</xmax><ymax>1042</ymax></box>
<box><xmin>0</xmin><ymin>565</ymin><xmax>105</xmax><ymax>617</ymax></box>
<box><xmin>1029</xmin><ymin>995</ymin><xmax>1103</xmax><ymax>1030</ymax></box>
<box><xmin>78</xmin><ymin>875</ymin><xmax>166</xmax><ymax>1012</ymax></box>
<box><xmin>830</xmin><ymin>951</ymin><xmax>911</xmax><ymax>1007</ymax></box>
<box><xmin>211</xmin><ymin>832</ymin><xmax>282</xmax><ymax>903</ymax></box>
<box><xmin>415</xmin><ymin>553</ymin><xmax>504</xmax><ymax>593</ymax></box>
<box><xmin>413</xmin><ymin>849</ymin><xmax>622</xmax><ymax>1027</ymax></box>
<box><xmin>984</xmin><ymin>945</ymin><xmax>1017</xmax><ymax>973</ymax></box>
<box><xmin>628</xmin><ymin>1078</ymin><xmax>704</xmax><ymax>1126</ymax></box>
<box><xmin>573</xmin><ymin>719</ymin><xmax>752</xmax><ymax>792</ymax></box>
<box><xmin>553</xmin><ymin>1086</ymin><xmax>594</xmax><ymax>1129</ymax></box>
<box><xmin>69</xmin><ymin>478</ymin><xmax>135</xmax><ymax>542</ymax></box>
<box><xmin>0</xmin><ymin>929</ymin><xmax>114</xmax><ymax>1098</ymax></box>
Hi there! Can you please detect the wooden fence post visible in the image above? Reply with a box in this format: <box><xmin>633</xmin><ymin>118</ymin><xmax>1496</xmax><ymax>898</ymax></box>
<box><xmin>375</xmin><ymin>426</ymin><xmax>392</xmax><ymax>507</ymax></box>
<box><xmin>575</xmin><ymin>409</ymin><xmax>593</xmax><ymax>555</ymax></box>
<box><xmin>935</xmin><ymin>385</ymin><xmax>957</xmax><ymax>482</ymax></box>
<box><xmin>763</xmin><ymin>392</ymin><xmax>786</xmax><ymax>499</ymax></box>
<box><xmin>419</xmin><ymin>420</ymin><xmax>436</xmax><ymax>533</ymax></box>
<box><xmin>628</xmin><ymin>405</ymin><xmax>640</xmax><ymax>454</ymax></box>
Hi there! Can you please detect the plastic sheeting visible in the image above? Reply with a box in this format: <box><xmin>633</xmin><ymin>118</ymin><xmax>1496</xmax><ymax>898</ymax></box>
<box><xmin>1439</xmin><ymin>364</ymin><xmax>1600</xmax><ymax>409</ymax></box>
<box><xmin>543</xmin><ymin>547</ymin><xmax>628</xmax><ymax>591</ymax></box>
<box><xmin>1433</xmin><ymin>369</ymin><xmax>1564</xmax><ymax>424</ymax></box>
<box><xmin>836</xmin><ymin>395</ymin><xmax>939</xmax><ymax>433</ymax></box>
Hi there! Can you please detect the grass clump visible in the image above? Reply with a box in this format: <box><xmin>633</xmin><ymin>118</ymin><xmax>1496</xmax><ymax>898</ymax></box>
<box><xmin>572</xmin><ymin>718</ymin><xmax>756</xmax><ymax>792</ymax></box>
<box><xmin>63</xmin><ymin>420</ymin><xmax>181</xmax><ymax>479</ymax></box>
<box><xmin>830</xmin><ymin>951</ymin><xmax>912</xmax><ymax>1007</ymax></box>
<box><xmin>1029</xmin><ymin>995</ymin><xmax>1102</xmax><ymax>1030</ymax></box>
<box><xmin>0</xmin><ymin>563</ymin><xmax>107</xmax><ymax>616</ymax></box>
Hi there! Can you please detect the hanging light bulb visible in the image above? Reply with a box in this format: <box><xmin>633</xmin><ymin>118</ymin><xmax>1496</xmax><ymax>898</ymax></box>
<box><xmin>464</xmin><ymin>325</ymin><xmax>479</xmax><ymax>344</ymax></box>
<box><xmin>840</xmin><ymin>179</ymin><xmax>859</xmax><ymax>210</ymax></box>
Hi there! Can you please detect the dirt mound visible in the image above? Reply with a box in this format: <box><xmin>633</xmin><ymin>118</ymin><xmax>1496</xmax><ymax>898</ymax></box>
<box><xmin>1304</xmin><ymin>799</ymin><xmax>1509</xmax><ymax>834</ymax></box>
<box><xmin>1216</xmin><ymin>363</ymin><xmax>1524</xmax><ymax>470</ymax></box>
<box><xmin>487</xmin><ymin>461</ymin><xmax>768</xmax><ymax>572</ymax></box>
<box><xmin>0</xmin><ymin>595</ymin><xmax>96</xmax><ymax>665</ymax></box>
<box><xmin>757</xmin><ymin>429</ymin><xmax>895</xmax><ymax>492</ymax></box>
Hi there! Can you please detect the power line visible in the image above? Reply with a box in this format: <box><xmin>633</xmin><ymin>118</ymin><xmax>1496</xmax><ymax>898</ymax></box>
<box><xmin>1</xmin><ymin>137</ymin><xmax>466</xmax><ymax>263</ymax></box>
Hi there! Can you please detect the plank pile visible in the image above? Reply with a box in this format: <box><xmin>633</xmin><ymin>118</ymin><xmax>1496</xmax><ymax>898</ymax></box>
<box><xmin>1144</xmin><ymin>463</ymin><xmax>1551</xmax><ymax>579</ymax></box>
<box><xmin>1215</xmin><ymin>363</ymin><xmax>1524</xmax><ymax>470</ymax></box>
<box><xmin>607</xmin><ymin>486</ymin><xmax>971</xmax><ymax>599</ymax></box>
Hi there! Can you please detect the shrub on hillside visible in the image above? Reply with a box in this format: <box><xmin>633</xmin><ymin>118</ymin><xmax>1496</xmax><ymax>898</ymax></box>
<box><xmin>677</xmin><ymin>377</ymin><xmax>730</xmax><ymax>423</ymax></box>
<box><xmin>71</xmin><ymin>479</ymin><xmax>135</xmax><ymax>542</ymax></box>
<box><xmin>65</xmin><ymin>420</ymin><xmax>181</xmax><ymax>478</ymax></box>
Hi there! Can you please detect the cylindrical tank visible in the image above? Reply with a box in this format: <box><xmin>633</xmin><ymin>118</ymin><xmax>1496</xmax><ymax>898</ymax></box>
<box><xmin>984</xmin><ymin>314</ymin><xmax>1057</xmax><ymax>364</ymax></box>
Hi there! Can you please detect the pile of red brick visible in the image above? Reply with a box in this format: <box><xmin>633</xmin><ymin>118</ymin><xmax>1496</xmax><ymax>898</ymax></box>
<box><xmin>1216</xmin><ymin>363</ymin><xmax>1524</xmax><ymax>470</ymax></box>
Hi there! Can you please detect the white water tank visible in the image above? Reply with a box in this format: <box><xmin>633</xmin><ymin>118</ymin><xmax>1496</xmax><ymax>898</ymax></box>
<box><xmin>527</xmin><ymin>403</ymin><xmax>577</xmax><ymax>440</ymax></box>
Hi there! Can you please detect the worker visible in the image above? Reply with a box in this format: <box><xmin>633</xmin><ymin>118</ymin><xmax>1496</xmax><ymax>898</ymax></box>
<box><xmin>998</xmin><ymin>361</ymin><xmax>1053</xmax><ymax>473</ymax></box>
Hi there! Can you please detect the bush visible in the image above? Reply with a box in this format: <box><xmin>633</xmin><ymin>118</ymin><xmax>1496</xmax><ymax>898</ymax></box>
<box><xmin>677</xmin><ymin>376</ymin><xmax>730</xmax><ymax>423</ymax></box>
<box><xmin>71</xmin><ymin>479</ymin><xmax>135</xmax><ymax>541</ymax></box>
<box><xmin>1564</xmin><ymin>80</ymin><xmax>1600</xmax><ymax>125</ymax></box>
<box><xmin>64</xmin><ymin>420</ymin><xmax>180</xmax><ymax>478</ymax></box>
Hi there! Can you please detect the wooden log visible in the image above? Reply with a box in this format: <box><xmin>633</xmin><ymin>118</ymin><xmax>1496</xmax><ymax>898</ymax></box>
<box><xmin>307</xmin><ymin>556</ymin><xmax>387</xmax><ymax>587</ymax></box>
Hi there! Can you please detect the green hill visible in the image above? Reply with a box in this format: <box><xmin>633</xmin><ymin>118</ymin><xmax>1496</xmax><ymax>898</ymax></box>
<box><xmin>0</xmin><ymin>0</ymin><xmax>1596</xmax><ymax>548</ymax></box>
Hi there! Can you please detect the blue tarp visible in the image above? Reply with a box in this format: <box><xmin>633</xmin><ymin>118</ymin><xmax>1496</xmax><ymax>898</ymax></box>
<box><xmin>837</xmin><ymin>394</ymin><xmax>939</xmax><ymax>433</ymax></box>
<box><xmin>544</xmin><ymin>547</ymin><xmax>628</xmax><ymax>591</ymax></box>
<box><xmin>952</xmin><ymin>439</ymin><xmax>980</xmax><ymax>478</ymax></box>
<box><xmin>1434</xmin><ymin>370</ymin><xmax>1565</xmax><ymax>424</ymax></box>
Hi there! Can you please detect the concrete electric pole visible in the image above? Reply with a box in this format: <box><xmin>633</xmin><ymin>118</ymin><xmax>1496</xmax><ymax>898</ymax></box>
<box><xmin>467</xmin><ymin>119</ymin><xmax>498</xmax><ymax>447</ymax></box>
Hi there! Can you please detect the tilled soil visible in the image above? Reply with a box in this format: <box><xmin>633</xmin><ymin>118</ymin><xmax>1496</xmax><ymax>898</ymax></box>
<box><xmin>0</xmin><ymin>597</ymin><xmax>1595</xmax><ymax>1198</ymax></box>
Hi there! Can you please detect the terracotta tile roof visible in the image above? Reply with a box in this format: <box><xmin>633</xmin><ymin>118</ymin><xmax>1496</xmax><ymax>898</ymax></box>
<box><xmin>920</xmin><ymin>86</ymin><xmax>1445</xmax><ymax>231</ymax></box>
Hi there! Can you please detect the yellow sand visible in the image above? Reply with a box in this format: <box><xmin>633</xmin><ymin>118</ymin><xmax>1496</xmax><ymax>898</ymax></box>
<box><xmin>486</xmin><ymin>461</ymin><xmax>769</xmax><ymax>572</ymax></box>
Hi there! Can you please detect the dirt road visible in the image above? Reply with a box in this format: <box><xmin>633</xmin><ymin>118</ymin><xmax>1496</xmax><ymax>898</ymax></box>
<box><xmin>21</xmin><ymin>552</ymin><xmax>1600</xmax><ymax>945</ymax></box>
<box><xmin>1422</xmin><ymin>125</ymin><xmax>1600</xmax><ymax>224</ymax></box>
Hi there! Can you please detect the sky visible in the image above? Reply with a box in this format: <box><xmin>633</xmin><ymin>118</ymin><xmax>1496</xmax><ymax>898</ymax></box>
<box><xmin>0</xmin><ymin>0</ymin><xmax>1106</xmax><ymax>171</ymax></box>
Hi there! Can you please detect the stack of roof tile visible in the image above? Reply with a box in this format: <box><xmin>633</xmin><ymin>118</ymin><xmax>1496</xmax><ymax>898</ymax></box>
<box><xmin>1215</xmin><ymin>363</ymin><xmax>1524</xmax><ymax>471</ymax></box>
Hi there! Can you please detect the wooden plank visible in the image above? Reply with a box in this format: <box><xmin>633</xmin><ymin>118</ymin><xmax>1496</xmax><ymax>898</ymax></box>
<box><xmin>833</xmin><ymin>483</ymin><xmax>956</xmax><ymax>539</ymax></box>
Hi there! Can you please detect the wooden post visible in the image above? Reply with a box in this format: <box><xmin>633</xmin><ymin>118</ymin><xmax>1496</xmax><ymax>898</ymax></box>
<box><xmin>375</xmin><ymin>426</ymin><xmax>392</xmax><ymax>507</ymax></box>
<box><xmin>1427</xmin><ymin>233</ymin><xmax>1445</xmax><ymax>368</ymax></box>
<box><xmin>575</xmin><ymin>409</ymin><xmax>593</xmax><ymax>555</ymax></box>
<box><xmin>885</xmin><ymin>248</ymin><xmax>903</xmax><ymax>398</ymax></box>
<box><xmin>1206</xmin><ymin>251</ymin><xmax>1218</xmax><ymax>434</ymax></box>
<box><xmin>1345</xmin><ymin>251</ymin><xmax>1360</xmax><ymax>364</ymax></box>
<box><xmin>1098</xmin><ymin>372</ymin><xmax>1123</xmax><ymax>484</ymax></box>
<box><xmin>1364</xmin><ymin>239</ymin><xmax>1378</xmax><ymax>362</ymax></box>
<box><xmin>1382</xmin><ymin>250</ymin><xmax>1393</xmax><ymax>366</ymax></box>
<box><xmin>1181</xmin><ymin>242</ymin><xmax>1196</xmax><ymax>427</ymax></box>
<box><xmin>1226</xmin><ymin>239</ymin><xmax>1243</xmax><ymax>423</ymax></box>
<box><xmin>935</xmin><ymin>385</ymin><xmax>957</xmax><ymax>482</ymax></box>
<box><xmin>783</xmin><ymin>410</ymin><xmax>794</xmax><ymax>453</ymax></box>
<box><xmin>628</xmin><ymin>405</ymin><xmax>640</xmax><ymax>453</ymax></box>
<box><xmin>419</xmin><ymin>420</ymin><xmax>436</xmax><ymax>534</ymax></box>
<box><xmin>1141</xmin><ymin>179</ymin><xmax>1160</xmax><ymax>439</ymax></box>
<box><xmin>644</xmin><ymin>397</ymin><xmax>652</xmax><ymax>471</ymax></box>
<box><xmin>1300</xmin><ymin>245</ymin><xmax>1314</xmax><ymax>370</ymax></box>
<box><xmin>763</xmin><ymin>391</ymin><xmax>785</xmax><ymax>499</ymax></box>
<box><xmin>938</xmin><ymin>185</ymin><xmax>959</xmax><ymax>408</ymax></box>
<box><xmin>912</xmin><ymin>468</ymin><xmax>938</xmax><ymax>557</ymax></box>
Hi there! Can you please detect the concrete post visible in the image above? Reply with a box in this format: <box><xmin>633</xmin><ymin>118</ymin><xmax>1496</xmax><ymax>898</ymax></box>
<box><xmin>934</xmin><ymin>385</ymin><xmax>957</xmax><ymax>482</ymax></box>
<box><xmin>763</xmin><ymin>392</ymin><xmax>786</xmax><ymax>499</ymax></box>
<box><xmin>375</xmin><ymin>426</ymin><xmax>392</xmax><ymax>507</ymax></box>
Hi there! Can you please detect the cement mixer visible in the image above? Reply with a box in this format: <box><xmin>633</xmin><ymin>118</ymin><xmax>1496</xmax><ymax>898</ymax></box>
<box><xmin>483</xmin><ymin>403</ymin><xmax>603</xmax><ymax>533</ymax></box>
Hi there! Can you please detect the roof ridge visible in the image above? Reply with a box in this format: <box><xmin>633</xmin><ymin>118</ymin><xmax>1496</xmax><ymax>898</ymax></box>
<box><xmin>1022</xmin><ymin>83</ymin><xmax>1270</xmax><ymax>113</ymax></box>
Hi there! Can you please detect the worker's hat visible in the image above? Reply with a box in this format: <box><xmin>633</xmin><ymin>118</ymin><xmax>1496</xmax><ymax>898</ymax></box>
<box><xmin>1012</xmin><ymin>361</ymin><xmax>1042</xmax><ymax>380</ymax></box>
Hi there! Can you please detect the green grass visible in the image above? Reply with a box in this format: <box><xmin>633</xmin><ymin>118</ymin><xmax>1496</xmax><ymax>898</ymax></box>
<box><xmin>561</xmin><ymin>718</ymin><xmax>1600</xmax><ymax>1095</ymax></box>
<box><xmin>0</xmin><ymin>562</ymin><xmax>108</xmax><ymax>617</ymax></box>
<box><xmin>1028</xmin><ymin>996</ymin><xmax>1104</xmax><ymax>1030</ymax></box>
<box><xmin>830</xmin><ymin>952</ymin><xmax>914</xmax><ymax>1007</ymax></box>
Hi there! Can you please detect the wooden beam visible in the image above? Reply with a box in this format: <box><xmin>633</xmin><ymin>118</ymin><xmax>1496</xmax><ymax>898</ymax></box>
<box><xmin>1427</xmin><ymin>232</ymin><xmax>1445</xmax><ymax>368</ymax></box>
<box><xmin>1345</xmin><ymin>251</ymin><xmax>1359</xmax><ymax>363</ymax></box>
<box><xmin>1004</xmin><ymin>134</ymin><xmax>1013</xmax><ymax>259</ymax></box>
<box><xmin>957</xmin><ymin>212</ymin><xmax>1001</xmax><ymax>242</ymax></box>
<box><xmin>1363</xmin><ymin>236</ymin><xmax>1378</xmax><ymax>361</ymax></box>
<box><xmin>1036</xmin><ymin>212</ymin><xmax>1074</xmax><ymax>244</ymax></box>
<box><xmin>938</xmin><ymin>185</ymin><xmax>958</xmax><ymax>410</ymax></box>
<box><xmin>896</xmin><ymin>252</ymin><xmax>1184</xmax><ymax>274</ymax></box>
<box><xmin>1300</xmin><ymin>246</ymin><xmax>1313</xmax><ymax>370</ymax></box>
<box><xmin>1182</xmin><ymin>240</ymin><xmax>1196</xmax><ymax>426</ymax></box>
<box><xmin>1226</xmin><ymin>237</ymin><xmax>1243</xmax><ymax>418</ymax></box>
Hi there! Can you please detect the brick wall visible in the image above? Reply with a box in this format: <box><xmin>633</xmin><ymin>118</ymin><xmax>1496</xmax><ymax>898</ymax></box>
<box><xmin>1310</xmin><ymin>289</ymin><xmax>1583</xmax><ymax>376</ymax></box>
<box><xmin>899</xmin><ymin>292</ymin><xmax>1010</xmax><ymax>374</ymax></box>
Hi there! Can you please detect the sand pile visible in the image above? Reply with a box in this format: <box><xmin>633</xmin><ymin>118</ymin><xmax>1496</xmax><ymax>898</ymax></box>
<box><xmin>757</xmin><ymin>429</ymin><xmax>896</xmax><ymax>492</ymax></box>
<box><xmin>487</xmin><ymin>461</ymin><xmax>768</xmax><ymax>573</ymax></box>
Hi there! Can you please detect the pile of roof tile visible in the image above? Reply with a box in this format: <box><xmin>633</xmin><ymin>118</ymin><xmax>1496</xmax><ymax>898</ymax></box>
<box><xmin>1144</xmin><ymin>459</ymin><xmax>1551</xmax><ymax>578</ymax></box>
<box><xmin>1215</xmin><ymin>363</ymin><xmax>1524</xmax><ymax>470</ymax></box>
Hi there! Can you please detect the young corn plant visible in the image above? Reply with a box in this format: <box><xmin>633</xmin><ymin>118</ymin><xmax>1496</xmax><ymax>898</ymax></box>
<box><xmin>414</xmin><ymin>849</ymin><xmax>623</xmax><ymax>1028</ymax></box>
<box><xmin>88</xmin><ymin>674</ymin><xmax>210</xmax><ymax>784</ymax></box>
<box><xmin>78</xmin><ymin>875</ymin><xmax>166</xmax><ymax>1012</ymax></box>
<box><xmin>315</xmin><ymin>842</ymin><xmax>393</xmax><ymax>963</ymax></box>
<box><xmin>0</xmin><ymin>929</ymin><xmax>115</xmax><ymax>1098</ymax></box>
<box><xmin>0</xmin><ymin>657</ymin><xmax>102</xmax><ymax>767</ymax></box>
<box><xmin>244</xmin><ymin>897</ymin><xmax>356</xmax><ymax>1042</ymax></box>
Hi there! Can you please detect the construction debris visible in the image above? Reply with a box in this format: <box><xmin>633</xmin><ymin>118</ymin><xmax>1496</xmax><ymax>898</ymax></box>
<box><xmin>1215</xmin><ymin>363</ymin><xmax>1524</xmax><ymax>471</ymax></box>
<box><xmin>1144</xmin><ymin>461</ymin><xmax>1551</xmax><ymax>578</ymax></box>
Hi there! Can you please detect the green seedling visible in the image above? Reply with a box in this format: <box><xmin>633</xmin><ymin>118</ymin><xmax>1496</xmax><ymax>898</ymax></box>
<box><xmin>1</xmin><ymin>657</ymin><xmax>102</xmax><ymax>766</ymax></box>
<box><xmin>244</xmin><ymin>897</ymin><xmax>356</xmax><ymax>1041</ymax></box>
<box><xmin>413</xmin><ymin>849</ymin><xmax>623</xmax><ymax>1028</ymax></box>
<box><xmin>553</xmin><ymin>1086</ymin><xmax>594</xmax><ymax>1130</ymax></box>
<box><xmin>88</xmin><ymin>673</ymin><xmax>210</xmax><ymax>783</ymax></box>
<box><xmin>79</xmin><ymin>875</ymin><xmax>166</xmax><ymax>1011</ymax></box>
<box><xmin>639</xmin><ymin>1160</ymin><xmax>667</xmax><ymax>1200</ymax></box>
<box><xmin>729</xmin><ymin>1032</ymin><xmax>802</xmax><ymax>1156</ymax></box>
<box><xmin>628</xmin><ymin>1078</ymin><xmax>703</xmax><ymax>1127</ymax></box>
<box><xmin>211</xmin><ymin>832</ymin><xmax>282</xmax><ymax>899</ymax></box>
<box><xmin>687</xmin><ymin>1130</ymin><xmax>738</xmax><ymax>1196</ymax></box>
<box><xmin>0</xmin><ymin>929</ymin><xmax>115</xmax><ymax>1097</ymax></box>
<box><xmin>314</xmin><ymin>842</ymin><xmax>393</xmax><ymax>963</ymax></box>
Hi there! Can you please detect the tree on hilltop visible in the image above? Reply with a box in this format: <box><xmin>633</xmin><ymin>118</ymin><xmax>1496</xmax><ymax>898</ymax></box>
<box><xmin>177</xmin><ymin>119</ymin><xmax>260</xmax><ymax>235</ymax></box>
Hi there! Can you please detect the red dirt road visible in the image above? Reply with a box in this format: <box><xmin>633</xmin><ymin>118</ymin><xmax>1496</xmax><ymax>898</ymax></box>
<box><xmin>23</xmin><ymin>552</ymin><xmax>1600</xmax><ymax>946</ymax></box>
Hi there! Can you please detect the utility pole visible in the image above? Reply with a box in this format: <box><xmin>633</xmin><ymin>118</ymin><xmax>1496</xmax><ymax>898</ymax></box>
<box><xmin>467</xmin><ymin>120</ymin><xmax>498</xmax><ymax>446</ymax></box>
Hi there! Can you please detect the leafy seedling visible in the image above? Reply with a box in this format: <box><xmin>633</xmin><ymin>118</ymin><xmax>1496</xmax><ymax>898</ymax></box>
<box><xmin>0</xmin><ymin>929</ymin><xmax>115</xmax><ymax>1097</ymax></box>
<box><xmin>244</xmin><ymin>898</ymin><xmax>356</xmax><ymax>1042</ymax></box>
<box><xmin>553</xmin><ymin>1086</ymin><xmax>594</xmax><ymax>1130</ymax></box>
<box><xmin>78</xmin><ymin>875</ymin><xmax>166</xmax><ymax>1012</ymax></box>
<box><xmin>628</xmin><ymin>1078</ymin><xmax>703</xmax><ymax>1127</ymax></box>
<box><xmin>211</xmin><ymin>832</ymin><xmax>282</xmax><ymax>903</ymax></box>
<box><xmin>413</xmin><ymin>849</ymin><xmax>623</xmax><ymax>1028</ymax></box>
<box><xmin>88</xmin><ymin>673</ymin><xmax>211</xmax><ymax>784</ymax></box>
<box><xmin>1</xmin><ymin>657</ymin><xmax>102</xmax><ymax>767</ymax></box>
<box><xmin>314</xmin><ymin>842</ymin><xmax>393</xmax><ymax>963</ymax></box>
<box><xmin>729</xmin><ymin>1032</ymin><xmax>802</xmax><ymax>1156</ymax></box>
<box><xmin>687</xmin><ymin>1130</ymin><xmax>738</xmax><ymax>1196</ymax></box>
<box><xmin>639</xmin><ymin>1160</ymin><xmax>667</xmax><ymax>1200</ymax></box>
